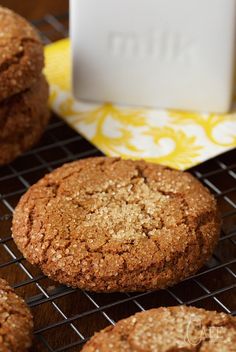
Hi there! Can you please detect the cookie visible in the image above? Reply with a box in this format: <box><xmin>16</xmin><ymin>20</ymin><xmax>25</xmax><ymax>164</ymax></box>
<box><xmin>12</xmin><ymin>157</ymin><xmax>220</xmax><ymax>292</ymax></box>
<box><xmin>81</xmin><ymin>306</ymin><xmax>236</xmax><ymax>351</ymax></box>
<box><xmin>0</xmin><ymin>74</ymin><xmax>49</xmax><ymax>165</ymax></box>
<box><xmin>0</xmin><ymin>278</ymin><xmax>33</xmax><ymax>352</ymax></box>
<box><xmin>0</xmin><ymin>6</ymin><xmax>44</xmax><ymax>101</ymax></box>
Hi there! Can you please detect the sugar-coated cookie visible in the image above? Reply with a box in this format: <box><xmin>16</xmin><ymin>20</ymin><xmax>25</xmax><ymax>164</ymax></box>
<box><xmin>0</xmin><ymin>74</ymin><xmax>49</xmax><ymax>165</ymax></box>
<box><xmin>82</xmin><ymin>306</ymin><xmax>236</xmax><ymax>351</ymax></box>
<box><xmin>12</xmin><ymin>157</ymin><xmax>220</xmax><ymax>292</ymax></box>
<box><xmin>0</xmin><ymin>6</ymin><xmax>44</xmax><ymax>101</ymax></box>
<box><xmin>0</xmin><ymin>278</ymin><xmax>33</xmax><ymax>352</ymax></box>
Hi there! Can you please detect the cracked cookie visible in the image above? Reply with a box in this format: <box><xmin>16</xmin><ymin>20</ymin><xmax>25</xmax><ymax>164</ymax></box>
<box><xmin>0</xmin><ymin>6</ymin><xmax>44</xmax><ymax>101</ymax></box>
<box><xmin>0</xmin><ymin>278</ymin><xmax>33</xmax><ymax>352</ymax></box>
<box><xmin>0</xmin><ymin>74</ymin><xmax>49</xmax><ymax>165</ymax></box>
<box><xmin>81</xmin><ymin>306</ymin><xmax>236</xmax><ymax>351</ymax></box>
<box><xmin>12</xmin><ymin>157</ymin><xmax>220</xmax><ymax>292</ymax></box>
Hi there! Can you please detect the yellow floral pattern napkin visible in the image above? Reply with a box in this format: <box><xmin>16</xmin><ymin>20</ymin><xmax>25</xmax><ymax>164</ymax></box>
<box><xmin>44</xmin><ymin>38</ymin><xmax>236</xmax><ymax>170</ymax></box>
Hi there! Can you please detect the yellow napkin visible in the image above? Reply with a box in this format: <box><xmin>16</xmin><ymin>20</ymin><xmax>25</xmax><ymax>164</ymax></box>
<box><xmin>44</xmin><ymin>38</ymin><xmax>236</xmax><ymax>170</ymax></box>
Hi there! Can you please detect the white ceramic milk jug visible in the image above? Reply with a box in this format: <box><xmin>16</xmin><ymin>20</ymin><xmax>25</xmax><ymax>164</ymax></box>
<box><xmin>70</xmin><ymin>0</ymin><xmax>236</xmax><ymax>113</ymax></box>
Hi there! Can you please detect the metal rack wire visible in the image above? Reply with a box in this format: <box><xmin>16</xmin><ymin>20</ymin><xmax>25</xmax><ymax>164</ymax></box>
<box><xmin>0</xmin><ymin>12</ymin><xmax>235</xmax><ymax>352</ymax></box>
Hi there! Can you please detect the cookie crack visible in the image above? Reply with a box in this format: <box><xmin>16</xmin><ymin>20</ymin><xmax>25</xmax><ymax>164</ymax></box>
<box><xmin>22</xmin><ymin>203</ymin><xmax>36</xmax><ymax>249</ymax></box>
<box><xmin>0</xmin><ymin>36</ymin><xmax>41</xmax><ymax>75</ymax></box>
<box><xmin>0</xmin><ymin>49</ymin><xmax>24</xmax><ymax>73</ymax></box>
<box><xmin>134</xmin><ymin>164</ymin><xmax>149</xmax><ymax>185</ymax></box>
<box><xmin>23</xmin><ymin>184</ymin><xmax>59</xmax><ymax>259</ymax></box>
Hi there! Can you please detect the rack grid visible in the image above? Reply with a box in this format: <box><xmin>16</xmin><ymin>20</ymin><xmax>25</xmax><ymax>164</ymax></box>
<box><xmin>0</xmin><ymin>12</ymin><xmax>235</xmax><ymax>352</ymax></box>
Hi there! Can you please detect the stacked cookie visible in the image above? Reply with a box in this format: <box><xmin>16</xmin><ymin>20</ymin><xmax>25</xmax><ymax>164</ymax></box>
<box><xmin>0</xmin><ymin>6</ymin><xmax>50</xmax><ymax>165</ymax></box>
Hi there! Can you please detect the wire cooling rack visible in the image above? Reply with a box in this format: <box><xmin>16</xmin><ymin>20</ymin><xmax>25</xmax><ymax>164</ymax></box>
<box><xmin>0</xmin><ymin>12</ymin><xmax>236</xmax><ymax>352</ymax></box>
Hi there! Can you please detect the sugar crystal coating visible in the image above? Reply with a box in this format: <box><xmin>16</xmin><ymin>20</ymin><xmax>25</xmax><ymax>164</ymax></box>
<box><xmin>12</xmin><ymin>157</ymin><xmax>220</xmax><ymax>292</ymax></box>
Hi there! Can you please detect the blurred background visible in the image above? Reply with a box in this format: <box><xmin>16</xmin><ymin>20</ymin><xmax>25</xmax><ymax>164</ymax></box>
<box><xmin>0</xmin><ymin>0</ymin><xmax>68</xmax><ymax>19</ymax></box>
